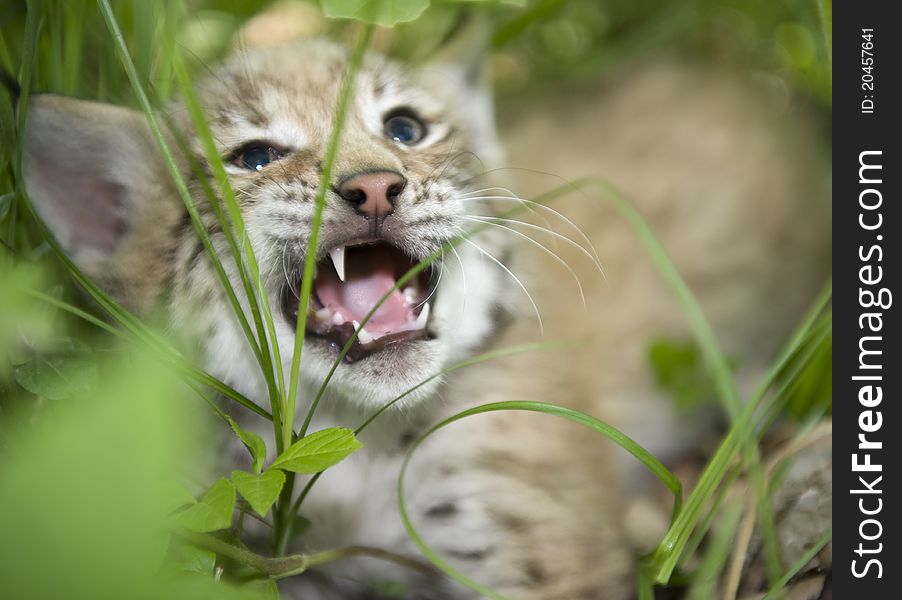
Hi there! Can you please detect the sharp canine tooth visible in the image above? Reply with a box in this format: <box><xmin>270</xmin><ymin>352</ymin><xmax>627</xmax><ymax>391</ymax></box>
<box><xmin>352</xmin><ymin>320</ymin><xmax>374</xmax><ymax>344</ymax></box>
<box><xmin>412</xmin><ymin>302</ymin><xmax>430</xmax><ymax>329</ymax></box>
<box><xmin>333</xmin><ymin>312</ymin><xmax>344</xmax><ymax>325</ymax></box>
<box><xmin>403</xmin><ymin>287</ymin><xmax>417</xmax><ymax>303</ymax></box>
<box><xmin>330</xmin><ymin>246</ymin><xmax>346</xmax><ymax>282</ymax></box>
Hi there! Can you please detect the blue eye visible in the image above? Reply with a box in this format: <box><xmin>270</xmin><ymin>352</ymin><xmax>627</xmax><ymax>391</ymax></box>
<box><xmin>384</xmin><ymin>111</ymin><xmax>426</xmax><ymax>145</ymax></box>
<box><xmin>234</xmin><ymin>144</ymin><xmax>282</xmax><ymax>171</ymax></box>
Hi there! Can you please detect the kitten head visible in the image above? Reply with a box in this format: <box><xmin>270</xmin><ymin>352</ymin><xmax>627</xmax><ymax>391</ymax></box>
<box><xmin>22</xmin><ymin>39</ymin><xmax>510</xmax><ymax>411</ymax></box>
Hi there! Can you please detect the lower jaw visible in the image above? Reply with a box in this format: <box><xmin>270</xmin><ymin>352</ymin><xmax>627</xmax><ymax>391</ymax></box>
<box><xmin>303</xmin><ymin>325</ymin><xmax>430</xmax><ymax>363</ymax></box>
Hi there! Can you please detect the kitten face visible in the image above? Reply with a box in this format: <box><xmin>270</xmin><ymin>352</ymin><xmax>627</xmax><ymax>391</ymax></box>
<box><xmin>171</xmin><ymin>40</ymin><xmax>507</xmax><ymax>410</ymax></box>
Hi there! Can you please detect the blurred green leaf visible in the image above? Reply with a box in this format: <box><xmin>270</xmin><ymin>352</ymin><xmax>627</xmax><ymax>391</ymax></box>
<box><xmin>0</xmin><ymin>261</ymin><xmax>55</xmax><ymax>376</ymax></box>
<box><xmin>270</xmin><ymin>427</ymin><xmax>362</xmax><ymax>474</ymax></box>
<box><xmin>779</xmin><ymin>325</ymin><xmax>832</xmax><ymax>420</ymax></box>
<box><xmin>240</xmin><ymin>578</ymin><xmax>282</xmax><ymax>600</ymax></box>
<box><xmin>14</xmin><ymin>337</ymin><xmax>97</xmax><ymax>400</ymax></box>
<box><xmin>648</xmin><ymin>338</ymin><xmax>729</xmax><ymax>411</ymax></box>
<box><xmin>161</xmin><ymin>480</ymin><xmax>198</xmax><ymax>514</ymax></box>
<box><xmin>0</xmin><ymin>352</ymin><xmax>265</xmax><ymax>598</ymax></box>
<box><xmin>176</xmin><ymin>478</ymin><xmax>236</xmax><ymax>533</ymax></box>
<box><xmin>320</xmin><ymin>0</ymin><xmax>430</xmax><ymax>26</ymax></box>
<box><xmin>369</xmin><ymin>580</ymin><xmax>409</xmax><ymax>597</ymax></box>
<box><xmin>0</xmin><ymin>192</ymin><xmax>13</xmax><ymax>222</ymax></box>
<box><xmin>227</xmin><ymin>416</ymin><xmax>267</xmax><ymax>474</ymax></box>
<box><xmin>231</xmin><ymin>469</ymin><xmax>285</xmax><ymax>517</ymax></box>
<box><xmin>289</xmin><ymin>513</ymin><xmax>313</xmax><ymax>539</ymax></box>
<box><xmin>178</xmin><ymin>544</ymin><xmax>217</xmax><ymax>575</ymax></box>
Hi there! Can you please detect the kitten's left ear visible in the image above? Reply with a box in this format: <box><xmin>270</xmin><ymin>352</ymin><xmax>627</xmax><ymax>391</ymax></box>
<box><xmin>419</xmin><ymin>15</ymin><xmax>502</xmax><ymax>168</ymax></box>
<box><xmin>22</xmin><ymin>95</ymin><xmax>183</xmax><ymax>312</ymax></box>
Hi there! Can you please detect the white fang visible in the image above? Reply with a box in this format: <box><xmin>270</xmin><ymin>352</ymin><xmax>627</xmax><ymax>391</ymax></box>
<box><xmin>330</xmin><ymin>246</ymin><xmax>346</xmax><ymax>282</ymax></box>
<box><xmin>412</xmin><ymin>302</ymin><xmax>430</xmax><ymax>330</ymax></box>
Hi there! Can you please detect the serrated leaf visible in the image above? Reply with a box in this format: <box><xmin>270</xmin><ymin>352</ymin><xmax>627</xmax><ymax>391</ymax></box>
<box><xmin>270</xmin><ymin>427</ymin><xmax>362</xmax><ymax>474</ymax></box>
<box><xmin>231</xmin><ymin>469</ymin><xmax>285</xmax><ymax>517</ymax></box>
<box><xmin>321</xmin><ymin>0</ymin><xmax>430</xmax><ymax>26</ymax></box>
<box><xmin>178</xmin><ymin>544</ymin><xmax>217</xmax><ymax>575</ymax></box>
<box><xmin>175</xmin><ymin>478</ymin><xmax>236</xmax><ymax>533</ymax></box>
<box><xmin>14</xmin><ymin>339</ymin><xmax>97</xmax><ymax>401</ymax></box>
<box><xmin>226</xmin><ymin>416</ymin><xmax>266</xmax><ymax>473</ymax></box>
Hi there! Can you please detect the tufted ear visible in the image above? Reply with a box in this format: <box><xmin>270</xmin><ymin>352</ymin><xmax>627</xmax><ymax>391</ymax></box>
<box><xmin>22</xmin><ymin>95</ymin><xmax>183</xmax><ymax>312</ymax></box>
<box><xmin>418</xmin><ymin>15</ymin><xmax>503</xmax><ymax>169</ymax></box>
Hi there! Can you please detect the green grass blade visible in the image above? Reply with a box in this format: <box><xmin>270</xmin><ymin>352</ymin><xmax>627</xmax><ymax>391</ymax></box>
<box><xmin>649</xmin><ymin>311</ymin><xmax>831</xmax><ymax>582</ymax></box>
<box><xmin>98</xmin><ymin>0</ymin><xmax>282</xmax><ymax>424</ymax></box>
<box><xmin>165</xmin><ymin>121</ymin><xmax>265</xmax><ymax>368</ymax></box>
<box><xmin>283</xmin><ymin>339</ymin><xmax>586</xmax><ymax>538</ymax></box>
<box><xmin>289</xmin><ymin>24</ymin><xmax>375</xmax><ymax>441</ymax></box>
<box><xmin>61</xmin><ymin>0</ymin><xmax>85</xmax><ymax>95</ymax></box>
<box><xmin>398</xmin><ymin>401</ymin><xmax>682</xmax><ymax>599</ymax></box>
<box><xmin>585</xmin><ymin>178</ymin><xmax>741</xmax><ymax>419</ymax></box>
<box><xmin>760</xmin><ymin>528</ymin><xmax>832</xmax><ymax>600</ymax></box>
<box><xmin>26</xmin><ymin>287</ymin><xmax>271</xmax><ymax>419</ymax></box>
<box><xmin>355</xmin><ymin>339</ymin><xmax>583</xmax><ymax>434</ymax></box>
<box><xmin>273</xmin><ymin>24</ymin><xmax>374</xmax><ymax>555</ymax></box>
<box><xmin>685</xmin><ymin>499</ymin><xmax>743</xmax><ymax>600</ymax></box>
<box><xmin>171</xmin><ymin>55</ymin><xmax>287</xmax><ymax>436</ymax></box>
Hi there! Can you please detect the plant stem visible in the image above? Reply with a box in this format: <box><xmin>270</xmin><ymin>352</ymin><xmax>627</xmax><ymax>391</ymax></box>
<box><xmin>274</xmin><ymin>23</ymin><xmax>374</xmax><ymax>557</ymax></box>
<box><xmin>177</xmin><ymin>531</ymin><xmax>433</xmax><ymax>580</ymax></box>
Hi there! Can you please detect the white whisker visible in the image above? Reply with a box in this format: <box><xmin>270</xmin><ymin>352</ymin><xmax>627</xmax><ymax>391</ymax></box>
<box><xmin>459</xmin><ymin>193</ymin><xmax>557</xmax><ymax>247</ymax></box>
<box><xmin>460</xmin><ymin>237</ymin><xmax>544</xmax><ymax>334</ymax></box>
<box><xmin>461</xmin><ymin>216</ymin><xmax>586</xmax><ymax>307</ymax></box>
<box><xmin>413</xmin><ymin>254</ymin><xmax>443</xmax><ymax>310</ymax></box>
<box><xmin>466</xmin><ymin>214</ymin><xmax>606</xmax><ymax>281</ymax></box>
<box><xmin>461</xmin><ymin>195</ymin><xmax>603</xmax><ymax>268</ymax></box>
<box><xmin>460</xmin><ymin>186</ymin><xmax>521</xmax><ymax>198</ymax></box>
<box><xmin>449</xmin><ymin>245</ymin><xmax>468</xmax><ymax>319</ymax></box>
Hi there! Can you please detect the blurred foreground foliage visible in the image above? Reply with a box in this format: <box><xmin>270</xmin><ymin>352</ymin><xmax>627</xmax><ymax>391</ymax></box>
<box><xmin>0</xmin><ymin>347</ymin><xmax>274</xmax><ymax>599</ymax></box>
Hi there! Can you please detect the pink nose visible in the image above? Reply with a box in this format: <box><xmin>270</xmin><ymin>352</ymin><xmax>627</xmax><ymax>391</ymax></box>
<box><xmin>336</xmin><ymin>171</ymin><xmax>406</xmax><ymax>218</ymax></box>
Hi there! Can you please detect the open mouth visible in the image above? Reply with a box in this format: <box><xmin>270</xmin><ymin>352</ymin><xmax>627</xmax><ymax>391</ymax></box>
<box><xmin>281</xmin><ymin>241</ymin><xmax>437</xmax><ymax>362</ymax></box>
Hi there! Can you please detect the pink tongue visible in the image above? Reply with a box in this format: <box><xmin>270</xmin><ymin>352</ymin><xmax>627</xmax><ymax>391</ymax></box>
<box><xmin>315</xmin><ymin>261</ymin><xmax>410</xmax><ymax>333</ymax></box>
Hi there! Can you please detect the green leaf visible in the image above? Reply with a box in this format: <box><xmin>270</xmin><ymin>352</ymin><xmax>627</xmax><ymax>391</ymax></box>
<box><xmin>231</xmin><ymin>469</ymin><xmax>286</xmax><ymax>517</ymax></box>
<box><xmin>320</xmin><ymin>0</ymin><xmax>430</xmax><ymax>26</ymax></box>
<box><xmin>240</xmin><ymin>577</ymin><xmax>282</xmax><ymax>600</ymax></box>
<box><xmin>175</xmin><ymin>478</ymin><xmax>236</xmax><ymax>533</ymax></box>
<box><xmin>270</xmin><ymin>427</ymin><xmax>362</xmax><ymax>474</ymax></box>
<box><xmin>177</xmin><ymin>544</ymin><xmax>217</xmax><ymax>575</ymax></box>
<box><xmin>289</xmin><ymin>514</ymin><xmax>313</xmax><ymax>539</ymax></box>
<box><xmin>227</xmin><ymin>416</ymin><xmax>267</xmax><ymax>474</ymax></box>
<box><xmin>160</xmin><ymin>479</ymin><xmax>197</xmax><ymax>514</ymax></box>
<box><xmin>14</xmin><ymin>338</ymin><xmax>98</xmax><ymax>401</ymax></box>
<box><xmin>648</xmin><ymin>338</ymin><xmax>715</xmax><ymax>411</ymax></box>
